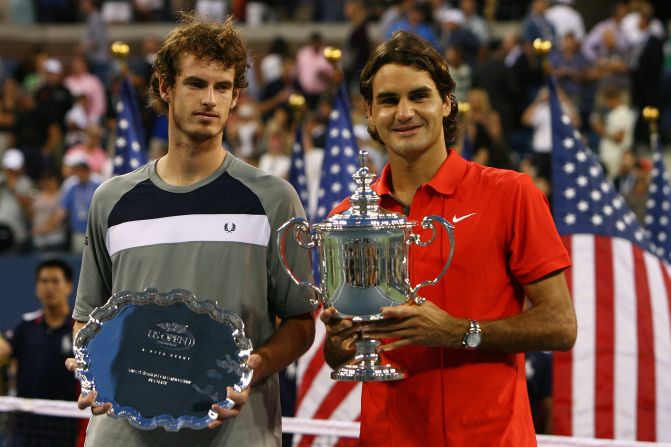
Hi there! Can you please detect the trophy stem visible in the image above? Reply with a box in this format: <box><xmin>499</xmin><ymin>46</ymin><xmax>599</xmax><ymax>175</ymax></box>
<box><xmin>330</xmin><ymin>336</ymin><xmax>405</xmax><ymax>382</ymax></box>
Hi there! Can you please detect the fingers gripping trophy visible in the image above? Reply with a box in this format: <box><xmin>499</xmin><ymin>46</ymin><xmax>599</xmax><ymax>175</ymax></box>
<box><xmin>278</xmin><ymin>150</ymin><xmax>455</xmax><ymax>381</ymax></box>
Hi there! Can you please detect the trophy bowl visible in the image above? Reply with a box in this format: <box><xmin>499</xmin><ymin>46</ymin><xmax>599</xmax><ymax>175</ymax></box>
<box><xmin>278</xmin><ymin>151</ymin><xmax>454</xmax><ymax>381</ymax></box>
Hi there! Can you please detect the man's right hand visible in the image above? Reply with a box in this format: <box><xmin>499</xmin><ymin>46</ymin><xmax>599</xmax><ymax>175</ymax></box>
<box><xmin>65</xmin><ymin>358</ymin><xmax>112</xmax><ymax>415</ymax></box>
<box><xmin>320</xmin><ymin>307</ymin><xmax>358</xmax><ymax>368</ymax></box>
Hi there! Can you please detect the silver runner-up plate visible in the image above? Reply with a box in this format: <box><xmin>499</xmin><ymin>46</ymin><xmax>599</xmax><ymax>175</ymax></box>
<box><xmin>73</xmin><ymin>288</ymin><xmax>253</xmax><ymax>431</ymax></box>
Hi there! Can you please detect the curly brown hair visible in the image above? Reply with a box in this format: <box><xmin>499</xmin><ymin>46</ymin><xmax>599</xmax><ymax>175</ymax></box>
<box><xmin>359</xmin><ymin>31</ymin><xmax>459</xmax><ymax>147</ymax></box>
<box><xmin>148</xmin><ymin>13</ymin><xmax>249</xmax><ymax>115</ymax></box>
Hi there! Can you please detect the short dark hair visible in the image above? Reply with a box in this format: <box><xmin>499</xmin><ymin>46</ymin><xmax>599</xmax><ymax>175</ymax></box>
<box><xmin>36</xmin><ymin>259</ymin><xmax>73</xmax><ymax>283</ymax></box>
<box><xmin>148</xmin><ymin>12</ymin><xmax>249</xmax><ymax>115</ymax></box>
<box><xmin>359</xmin><ymin>31</ymin><xmax>459</xmax><ymax>146</ymax></box>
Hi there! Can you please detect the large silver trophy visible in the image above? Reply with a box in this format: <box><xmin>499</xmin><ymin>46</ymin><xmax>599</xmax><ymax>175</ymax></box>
<box><xmin>278</xmin><ymin>151</ymin><xmax>455</xmax><ymax>381</ymax></box>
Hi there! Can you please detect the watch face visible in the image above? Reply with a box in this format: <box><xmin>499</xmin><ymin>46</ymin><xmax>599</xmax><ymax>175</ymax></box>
<box><xmin>466</xmin><ymin>332</ymin><xmax>481</xmax><ymax>348</ymax></box>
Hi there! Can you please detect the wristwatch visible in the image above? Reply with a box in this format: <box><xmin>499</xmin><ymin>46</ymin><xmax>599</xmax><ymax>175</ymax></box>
<box><xmin>462</xmin><ymin>320</ymin><xmax>482</xmax><ymax>350</ymax></box>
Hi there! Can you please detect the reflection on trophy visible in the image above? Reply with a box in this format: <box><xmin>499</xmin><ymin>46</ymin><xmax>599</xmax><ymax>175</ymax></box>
<box><xmin>278</xmin><ymin>150</ymin><xmax>455</xmax><ymax>381</ymax></box>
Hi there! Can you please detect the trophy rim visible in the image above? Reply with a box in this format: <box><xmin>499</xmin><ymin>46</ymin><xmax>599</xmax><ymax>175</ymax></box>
<box><xmin>74</xmin><ymin>288</ymin><xmax>253</xmax><ymax>431</ymax></box>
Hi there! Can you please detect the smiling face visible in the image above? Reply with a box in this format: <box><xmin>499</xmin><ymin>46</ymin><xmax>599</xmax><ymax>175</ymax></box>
<box><xmin>368</xmin><ymin>63</ymin><xmax>451</xmax><ymax>162</ymax></box>
<box><xmin>160</xmin><ymin>53</ymin><xmax>239</xmax><ymax>144</ymax></box>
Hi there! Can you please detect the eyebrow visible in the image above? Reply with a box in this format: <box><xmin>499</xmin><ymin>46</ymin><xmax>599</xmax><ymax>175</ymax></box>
<box><xmin>375</xmin><ymin>86</ymin><xmax>434</xmax><ymax>100</ymax></box>
<box><xmin>182</xmin><ymin>76</ymin><xmax>233</xmax><ymax>88</ymax></box>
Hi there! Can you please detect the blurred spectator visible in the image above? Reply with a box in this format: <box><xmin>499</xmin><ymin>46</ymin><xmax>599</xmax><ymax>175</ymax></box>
<box><xmin>613</xmin><ymin>149</ymin><xmax>638</xmax><ymax>195</ymax></box>
<box><xmin>295</xmin><ymin>32</ymin><xmax>334</xmax><ymax>109</ymax></box>
<box><xmin>582</xmin><ymin>1</ymin><xmax>630</xmax><ymax>63</ymax></box>
<box><xmin>549</xmin><ymin>32</ymin><xmax>589</xmax><ymax>110</ymax></box>
<box><xmin>436</xmin><ymin>9</ymin><xmax>481</xmax><ymax>67</ymax></box>
<box><xmin>590</xmin><ymin>84</ymin><xmax>635</xmax><ymax>179</ymax></box>
<box><xmin>544</xmin><ymin>0</ymin><xmax>585</xmax><ymax>42</ymax></box>
<box><xmin>64</xmin><ymin>55</ymin><xmax>106</xmax><ymax>123</ymax></box>
<box><xmin>63</xmin><ymin>123</ymin><xmax>110</xmax><ymax>179</ymax></box>
<box><xmin>445</xmin><ymin>45</ymin><xmax>471</xmax><ymax>103</ymax></box>
<box><xmin>521</xmin><ymin>0</ymin><xmax>556</xmax><ymax>46</ymax></box>
<box><xmin>258</xmin><ymin>56</ymin><xmax>298</xmax><ymax>122</ymax></box>
<box><xmin>34</xmin><ymin>58</ymin><xmax>73</xmax><ymax>153</ymax></box>
<box><xmin>472</xmin><ymin>39</ymin><xmax>520</xmax><ymax>138</ymax></box>
<box><xmin>0</xmin><ymin>259</ymin><xmax>78</xmax><ymax>446</ymax></box>
<box><xmin>58</xmin><ymin>153</ymin><xmax>101</xmax><ymax>254</ymax></box>
<box><xmin>313</xmin><ymin>0</ymin><xmax>346</xmax><ymax>22</ymax></box>
<box><xmin>226</xmin><ymin>102</ymin><xmax>262</xmax><ymax>162</ymax></box>
<box><xmin>31</xmin><ymin>170</ymin><xmax>67</xmax><ymax>252</ymax></box>
<box><xmin>0</xmin><ymin>78</ymin><xmax>20</xmax><ymax>153</ymax></box>
<box><xmin>0</xmin><ymin>148</ymin><xmax>33</xmax><ymax>253</ymax></box>
<box><xmin>587</xmin><ymin>26</ymin><xmax>631</xmax><ymax>94</ymax></box>
<box><xmin>79</xmin><ymin>0</ymin><xmax>111</xmax><ymax>84</ymax></box>
<box><xmin>386</xmin><ymin>2</ymin><xmax>439</xmax><ymax>50</ymax></box>
<box><xmin>460</xmin><ymin>0</ymin><xmax>490</xmax><ymax>46</ymax></box>
<box><xmin>343</xmin><ymin>0</ymin><xmax>371</xmax><ymax>92</ymax></box>
<box><xmin>380</xmin><ymin>0</ymin><xmax>413</xmax><ymax>39</ymax></box>
<box><xmin>17</xmin><ymin>49</ymin><xmax>49</xmax><ymax>96</ymax></box>
<box><xmin>64</xmin><ymin>95</ymin><xmax>93</xmax><ymax>147</ymax></box>
<box><xmin>259</xmin><ymin>107</ymin><xmax>292</xmax><ymax>178</ymax></box>
<box><xmin>622</xmin><ymin>0</ymin><xmax>665</xmax><ymax>49</ymax></box>
<box><xmin>522</xmin><ymin>87</ymin><xmax>580</xmax><ymax>181</ymax></box>
<box><xmin>629</xmin><ymin>2</ymin><xmax>664</xmax><ymax>111</ymax></box>
<box><xmin>623</xmin><ymin>157</ymin><xmax>652</xmax><ymax>223</ymax></box>
<box><xmin>259</xmin><ymin>36</ymin><xmax>290</xmax><ymax>87</ymax></box>
<box><xmin>128</xmin><ymin>35</ymin><xmax>160</xmax><ymax>87</ymax></box>
<box><xmin>526</xmin><ymin>351</ymin><xmax>553</xmax><ymax>434</ymax></box>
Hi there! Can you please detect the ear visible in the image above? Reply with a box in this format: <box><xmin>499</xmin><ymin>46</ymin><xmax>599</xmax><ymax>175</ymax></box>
<box><xmin>231</xmin><ymin>88</ymin><xmax>240</xmax><ymax>109</ymax></box>
<box><xmin>158</xmin><ymin>76</ymin><xmax>170</xmax><ymax>103</ymax></box>
<box><xmin>443</xmin><ymin>94</ymin><xmax>451</xmax><ymax>118</ymax></box>
<box><xmin>366</xmin><ymin>102</ymin><xmax>373</xmax><ymax>121</ymax></box>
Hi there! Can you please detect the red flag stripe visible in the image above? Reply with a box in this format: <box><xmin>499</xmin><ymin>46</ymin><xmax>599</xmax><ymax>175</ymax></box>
<box><xmin>554</xmin><ymin>235</ymin><xmax>574</xmax><ymax>436</ymax></box>
<box><xmin>632</xmin><ymin>245</ymin><xmax>656</xmax><ymax>441</ymax></box>
<box><xmin>595</xmin><ymin>235</ymin><xmax>615</xmax><ymax>438</ymax></box>
<box><xmin>650</xmin><ymin>256</ymin><xmax>671</xmax><ymax>442</ymax></box>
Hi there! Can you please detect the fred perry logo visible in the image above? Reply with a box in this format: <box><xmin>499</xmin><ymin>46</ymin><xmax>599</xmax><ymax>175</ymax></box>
<box><xmin>223</xmin><ymin>223</ymin><xmax>237</xmax><ymax>233</ymax></box>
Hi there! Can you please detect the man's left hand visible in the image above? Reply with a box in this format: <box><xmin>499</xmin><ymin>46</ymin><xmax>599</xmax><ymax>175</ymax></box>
<box><xmin>361</xmin><ymin>301</ymin><xmax>467</xmax><ymax>351</ymax></box>
<box><xmin>208</xmin><ymin>353</ymin><xmax>261</xmax><ymax>429</ymax></box>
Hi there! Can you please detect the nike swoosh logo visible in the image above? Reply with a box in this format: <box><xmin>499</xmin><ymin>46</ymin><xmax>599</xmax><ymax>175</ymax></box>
<box><xmin>452</xmin><ymin>213</ymin><xmax>476</xmax><ymax>223</ymax></box>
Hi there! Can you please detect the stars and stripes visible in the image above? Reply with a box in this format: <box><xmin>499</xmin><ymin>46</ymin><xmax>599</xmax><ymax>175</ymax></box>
<box><xmin>293</xmin><ymin>84</ymin><xmax>362</xmax><ymax>446</ymax></box>
<box><xmin>289</xmin><ymin>125</ymin><xmax>310</xmax><ymax>216</ymax></box>
<box><xmin>549</xmin><ymin>76</ymin><xmax>671</xmax><ymax>442</ymax></box>
<box><xmin>113</xmin><ymin>77</ymin><xmax>147</xmax><ymax>175</ymax></box>
<box><xmin>644</xmin><ymin>132</ymin><xmax>671</xmax><ymax>265</ymax></box>
<box><xmin>313</xmin><ymin>85</ymin><xmax>360</xmax><ymax>223</ymax></box>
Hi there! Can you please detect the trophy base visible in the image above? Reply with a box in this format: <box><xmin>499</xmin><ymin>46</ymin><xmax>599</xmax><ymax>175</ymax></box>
<box><xmin>330</xmin><ymin>338</ymin><xmax>405</xmax><ymax>382</ymax></box>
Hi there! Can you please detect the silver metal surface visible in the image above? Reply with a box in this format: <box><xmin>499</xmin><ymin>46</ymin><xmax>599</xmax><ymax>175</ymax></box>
<box><xmin>277</xmin><ymin>150</ymin><xmax>456</xmax><ymax>381</ymax></box>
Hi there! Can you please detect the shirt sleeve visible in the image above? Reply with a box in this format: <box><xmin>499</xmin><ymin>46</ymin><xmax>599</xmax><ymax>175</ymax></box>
<box><xmin>72</xmin><ymin>187</ymin><xmax>114</xmax><ymax>322</ymax></box>
<box><xmin>507</xmin><ymin>174</ymin><xmax>571</xmax><ymax>284</ymax></box>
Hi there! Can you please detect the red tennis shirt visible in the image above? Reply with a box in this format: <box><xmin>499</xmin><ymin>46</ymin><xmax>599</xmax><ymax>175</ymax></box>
<box><xmin>331</xmin><ymin>150</ymin><xmax>571</xmax><ymax>446</ymax></box>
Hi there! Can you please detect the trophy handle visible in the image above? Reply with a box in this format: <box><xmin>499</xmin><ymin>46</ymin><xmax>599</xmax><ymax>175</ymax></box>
<box><xmin>277</xmin><ymin>217</ymin><xmax>321</xmax><ymax>305</ymax></box>
<box><xmin>406</xmin><ymin>215</ymin><xmax>455</xmax><ymax>305</ymax></box>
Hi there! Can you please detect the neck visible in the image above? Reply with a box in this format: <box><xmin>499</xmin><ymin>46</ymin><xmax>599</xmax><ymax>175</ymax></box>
<box><xmin>43</xmin><ymin>303</ymin><xmax>70</xmax><ymax>328</ymax></box>
<box><xmin>157</xmin><ymin>133</ymin><xmax>227</xmax><ymax>186</ymax></box>
<box><xmin>387</xmin><ymin>147</ymin><xmax>448</xmax><ymax>205</ymax></box>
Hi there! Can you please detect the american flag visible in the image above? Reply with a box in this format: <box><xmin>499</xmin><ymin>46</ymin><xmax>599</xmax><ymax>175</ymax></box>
<box><xmin>289</xmin><ymin>125</ymin><xmax>310</xmax><ymax>216</ymax></box>
<box><xmin>549</xmin><ymin>76</ymin><xmax>671</xmax><ymax>442</ymax></box>
<box><xmin>293</xmin><ymin>84</ymin><xmax>362</xmax><ymax>446</ymax></box>
<box><xmin>644</xmin><ymin>130</ymin><xmax>671</xmax><ymax>265</ymax></box>
<box><xmin>113</xmin><ymin>76</ymin><xmax>147</xmax><ymax>175</ymax></box>
<box><xmin>313</xmin><ymin>84</ymin><xmax>360</xmax><ymax>223</ymax></box>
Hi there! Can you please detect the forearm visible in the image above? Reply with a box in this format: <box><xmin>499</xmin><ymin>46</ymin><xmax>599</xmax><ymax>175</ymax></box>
<box><xmin>252</xmin><ymin>312</ymin><xmax>315</xmax><ymax>384</ymax></box>
<box><xmin>73</xmin><ymin>320</ymin><xmax>86</xmax><ymax>340</ymax></box>
<box><xmin>477</xmin><ymin>273</ymin><xmax>576</xmax><ymax>352</ymax></box>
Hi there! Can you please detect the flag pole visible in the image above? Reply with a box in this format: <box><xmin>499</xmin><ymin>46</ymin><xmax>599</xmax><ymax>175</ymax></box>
<box><xmin>111</xmin><ymin>41</ymin><xmax>131</xmax><ymax>76</ymax></box>
<box><xmin>533</xmin><ymin>38</ymin><xmax>553</xmax><ymax>75</ymax></box>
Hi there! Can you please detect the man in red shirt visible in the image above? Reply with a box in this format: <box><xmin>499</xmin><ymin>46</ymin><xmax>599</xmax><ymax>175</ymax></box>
<box><xmin>321</xmin><ymin>31</ymin><xmax>577</xmax><ymax>446</ymax></box>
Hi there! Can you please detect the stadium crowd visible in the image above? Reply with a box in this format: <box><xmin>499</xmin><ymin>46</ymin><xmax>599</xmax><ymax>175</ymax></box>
<box><xmin>1</xmin><ymin>0</ymin><xmax>669</xmax><ymax>256</ymax></box>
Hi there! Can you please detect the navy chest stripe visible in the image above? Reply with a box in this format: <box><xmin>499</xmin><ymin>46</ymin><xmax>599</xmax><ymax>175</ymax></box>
<box><xmin>108</xmin><ymin>173</ymin><xmax>266</xmax><ymax>228</ymax></box>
